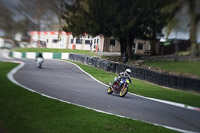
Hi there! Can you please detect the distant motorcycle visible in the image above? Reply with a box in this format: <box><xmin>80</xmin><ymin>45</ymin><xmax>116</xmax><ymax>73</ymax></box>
<box><xmin>107</xmin><ymin>76</ymin><xmax>132</xmax><ymax>97</ymax></box>
<box><xmin>36</xmin><ymin>57</ymin><xmax>44</xmax><ymax>68</ymax></box>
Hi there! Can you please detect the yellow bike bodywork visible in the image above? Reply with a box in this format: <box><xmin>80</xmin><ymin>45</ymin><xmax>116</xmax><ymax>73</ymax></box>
<box><xmin>107</xmin><ymin>87</ymin><xmax>113</xmax><ymax>94</ymax></box>
<box><xmin>108</xmin><ymin>79</ymin><xmax>129</xmax><ymax>97</ymax></box>
<box><xmin>119</xmin><ymin>87</ymin><xmax>128</xmax><ymax>97</ymax></box>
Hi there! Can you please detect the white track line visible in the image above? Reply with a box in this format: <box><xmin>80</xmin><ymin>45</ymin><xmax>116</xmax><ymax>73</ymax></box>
<box><xmin>0</xmin><ymin>49</ymin><xmax>198</xmax><ymax>133</ymax></box>
<box><xmin>4</xmin><ymin>51</ymin><xmax>200</xmax><ymax>111</ymax></box>
<box><xmin>58</xmin><ymin>59</ymin><xmax>200</xmax><ymax>112</ymax></box>
<box><xmin>0</xmin><ymin>49</ymin><xmax>12</xmax><ymax>59</ymax></box>
<box><xmin>5</xmin><ymin>60</ymin><xmax>196</xmax><ymax>133</ymax></box>
<box><xmin>4</xmin><ymin>50</ymin><xmax>200</xmax><ymax>111</ymax></box>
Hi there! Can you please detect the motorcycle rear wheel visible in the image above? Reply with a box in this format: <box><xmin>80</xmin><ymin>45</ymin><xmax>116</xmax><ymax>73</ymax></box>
<box><xmin>107</xmin><ymin>87</ymin><xmax>113</xmax><ymax>94</ymax></box>
<box><xmin>39</xmin><ymin>63</ymin><xmax>42</xmax><ymax>68</ymax></box>
<box><xmin>120</xmin><ymin>87</ymin><xmax>128</xmax><ymax>97</ymax></box>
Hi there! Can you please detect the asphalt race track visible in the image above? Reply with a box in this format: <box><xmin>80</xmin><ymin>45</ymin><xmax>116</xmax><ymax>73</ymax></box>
<box><xmin>1</xmin><ymin>50</ymin><xmax>200</xmax><ymax>132</ymax></box>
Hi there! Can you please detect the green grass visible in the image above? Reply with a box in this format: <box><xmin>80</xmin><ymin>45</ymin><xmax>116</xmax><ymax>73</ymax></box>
<box><xmin>70</xmin><ymin>61</ymin><xmax>200</xmax><ymax>107</ymax></box>
<box><xmin>143</xmin><ymin>61</ymin><xmax>200</xmax><ymax>78</ymax></box>
<box><xmin>178</xmin><ymin>51</ymin><xmax>190</xmax><ymax>56</ymax></box>
<box><xmin>0</xmin><ymin>62</ymin><xmax>177</xmax><ymax>133</ymax></box>
<box><xmin>12</xmin><ymin>48</ymin><xmax>96</xmax><ymax>56</ymax></box>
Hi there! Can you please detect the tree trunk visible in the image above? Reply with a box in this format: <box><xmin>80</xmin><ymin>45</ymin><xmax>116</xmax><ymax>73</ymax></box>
<box><xmin>190</xmin><ymin>13</ymin><xmax>199</xmax><ymax>58</ymax></box>
<box><xmin>188</xmin><ymin>0</ymin><xmax>199</xmax><ymax>58</ymax></box>
<box><xmin>150</xmin><ymin>40</ymin><xmax>157</xmax><ymax>55</ymax></box>
<box><xmin>126</xmin><ymin>35</ymin><xmax>134</xmax><ymax>59</ymax></box>
<box><xmin>120</xmin><ymin>37</ymin><xmax>127</xmax><ymax>57</ymax></box>
<box><xmin>120</xmin><ymin>36</ymin><xmax>129</xmax><ymax>63</ymax></box>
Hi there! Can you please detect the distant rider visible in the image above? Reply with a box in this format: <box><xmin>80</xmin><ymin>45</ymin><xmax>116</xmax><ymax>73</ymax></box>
<box><xmin>35</xmin><ymin>53</ymin><xmax>44</xmax><ymax>68</ymax></box>
<box><xmin>36</xmin><ymin>53</ymin><xmax>44</xmax><ymax>59</ymax></box>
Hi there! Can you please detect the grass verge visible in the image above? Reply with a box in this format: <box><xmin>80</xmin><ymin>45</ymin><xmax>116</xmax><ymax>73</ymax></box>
<box><xmin>142</xmin><ymin>61</ymin><xmax>200</xmax><ymax>78</ymax></box>
<box><xmin>69</xmin><ymin>60</ymin><xmax>200</xmax><ymax>107</ymax></box>
<box><xmin>102</xmin><ymin>56</ymin><xmax>200</xmax><ymax>79</ymax></box>
<box><xmin>0</xmin><ymin>62</ymin><xmax>177</xmax><ymax>133</ymax></box>
<box><xmin>12</xmin><ymin>48</ymin><xmax>96</xmax><ymax>56</ymax></box>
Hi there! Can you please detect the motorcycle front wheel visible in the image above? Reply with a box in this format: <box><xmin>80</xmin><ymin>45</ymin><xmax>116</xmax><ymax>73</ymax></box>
<box><xmin>120</xmin><ymin>87</ymin><xmax>128</xmax><ymax>97</ymax></box>
<box><xmin>107</xmin><ymin>87</ymin><xmax>113</xmax><ymax>94</ymax></box>
<box><xmin>37</xmin><ymin>63</ymin><xmax>42</xmax><ymax>68</ymax></box>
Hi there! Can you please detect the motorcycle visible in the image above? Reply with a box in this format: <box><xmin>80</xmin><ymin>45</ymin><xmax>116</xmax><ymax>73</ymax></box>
<box><xmin>36</xmin><ymin>57</ymin><xmax>44</xmax><ymax>68</ymax></box>
<box><xmin>107</xmin><ymin>76</ymin><xmax>132</xmax><ymax>97</ymax></box>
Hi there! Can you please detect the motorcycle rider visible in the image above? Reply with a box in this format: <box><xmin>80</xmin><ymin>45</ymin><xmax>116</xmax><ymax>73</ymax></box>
<box><xmin>113</xmin><ymin>69</ymin><xmax>132</xmax><ymax>85</ymax></box>
<box><xmin>120</xmin><ymin>69</ymin><xmax>131</xmax><ymax>78</ymax></box>
<box><xmin>36</xmin><ymin>53</ymin><xmax>44</xmax><ymax>68</ymax></box>
<box><xmin>108</xmin><ymin>68</ymin><xmax>132</xmax><ymax>97</ymax></box>
<box><xmin>36</xmin><ymin>52</ymin><xmax>44</xmax><ymax>59</ymax></box>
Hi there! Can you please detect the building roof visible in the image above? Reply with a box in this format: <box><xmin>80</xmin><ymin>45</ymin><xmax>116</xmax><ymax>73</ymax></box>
<box><xmin>30</xmin><ymin>31</ymin><xmax>69</xmax><ymax>35</ymax></box>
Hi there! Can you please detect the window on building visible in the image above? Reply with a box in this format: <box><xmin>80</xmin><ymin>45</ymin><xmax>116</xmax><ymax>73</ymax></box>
<box><xmin>60</xmin><ymin>43</ymin><xmax>63</xmax><ymax>47</ymax></box>
<box><xmin>138</xmin><ymin>43</ymin><xmax>143</xmax><ymax>50</ymax></box>
<box><xmin>132</xmin><ymin>43</ymin><xmax>136</xmax><ymax>53</ymax></box>
<box><xmin>85</xmin><ymin>40</ymin><xmax>91</xmax><ymax>44</ymax></box>
<box><xmin>46</xmin><ymin>39</ymin><xmax>48</xmax><ymax>43</ymax></box>
<box><xmin>97</xmin><ymin>39</ymin><xmax>99</xmax><ymax>44</ymax></box>
<box><xmin>71</xmin><ymin>39</ymin><xmax>74</xmax><ymax>44</ymax></box>
<box><xmin>94</xmin><ymin>39</ymin><xmax>96</xmax><ymax>44</ymax></box>
<box><xmin>52</xmin><ymin>39</ymin><xmax>58</xmax><ymax>43</ymax></box>
<box><xmin>132</xmin><ymin>43</ymin><xmax>136</xmax><ymax>49</ymax></box>
<box><xmin>76</xmin><ymin>39</ymin><xmax>82</xmax><ymax>44</ymax></box>
<box><xmin>110</xmin><ymin>39</ymin><xmax>115</xmax><ymax>46</ymax></box>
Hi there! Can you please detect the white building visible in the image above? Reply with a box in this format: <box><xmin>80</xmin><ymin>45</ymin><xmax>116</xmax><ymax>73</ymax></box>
<box><xmin>67</xmin><ymin>33</ymin><xmax>93</xmax><ymax>50</ymax></box>
<box><xmin>30</xmin><ymin>31</ymin><xmax>151</xmax><ymax>54</ymax></box>
<box><xmin>30</xmin><ymin>31</ymin><xmax>68</xmax><ymax>48</ymax></box>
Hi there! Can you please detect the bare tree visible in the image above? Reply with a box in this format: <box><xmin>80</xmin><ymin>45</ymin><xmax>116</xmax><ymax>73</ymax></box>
<box><xmin>0</xmin><ymin>0</ymin><xmax>62</xmax><ymax>39</ymax></box>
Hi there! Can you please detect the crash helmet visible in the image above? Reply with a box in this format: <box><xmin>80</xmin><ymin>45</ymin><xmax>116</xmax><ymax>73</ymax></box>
<box><xmin>125</xmin><ymin>69</ymin><xmax>131</xmax><ymax>77</ymax></box>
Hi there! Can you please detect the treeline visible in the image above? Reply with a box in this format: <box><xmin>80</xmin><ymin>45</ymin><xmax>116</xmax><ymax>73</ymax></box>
<box><xmin>60</xmin><ymin>0</ymin><xmax>200</xmax><ymax>58</ymax></box>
